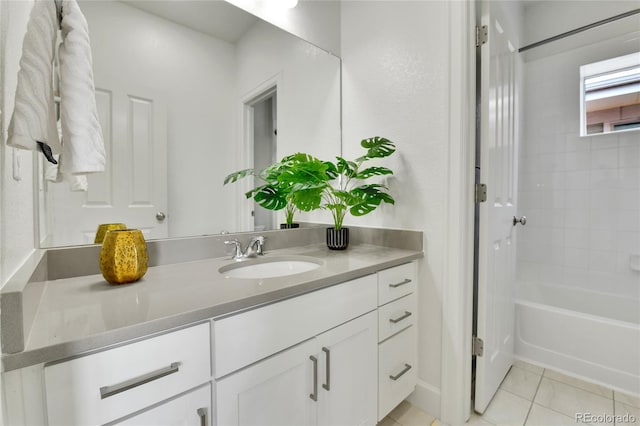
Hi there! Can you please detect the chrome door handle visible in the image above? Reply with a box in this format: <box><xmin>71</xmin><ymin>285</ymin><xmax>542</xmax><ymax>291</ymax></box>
<box><xmin>100</xmin><ymin>362</ymin><xmax>180</xmax><ymax>399</ymax></box>
<box><xmin>513</xmin><ymin>216</ymin><xmax>526</xmax><ymax>226</ymax></box>
<box><xmin>197</xmin><ymin>407</ymin><xmax>207</xmax><ymax>426</ymax></box>
<box><xmin>389</xmin><ymin>278</ymin><xmax>412</xmax><ymax>288</ymax></box>
<box><xmin>389</xmin><ymin>311</ymin><xmax>412</xmax><ymax>324</ymax></box>
<box><xmin>322</xmin><ymin>347</ymin><xmax>330</xmax><ymax>391</ymax></box>
<box><xmin>389</xmin><ymin>363</ymin><xmax>412</xmax><ymax>381</ymax></box>
<box><xmin>309</xmin><ymin>355</ymin><xmax>318</xmax><ymax>401</ymax></box>
<box><xmin>156</xmin><ymin>211</ymin><xmax>166</xmax><ymax>222</ymax></box>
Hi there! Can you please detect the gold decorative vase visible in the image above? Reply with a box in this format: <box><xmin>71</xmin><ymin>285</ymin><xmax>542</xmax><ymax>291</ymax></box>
<box><xmin>99</xmin><ymin>229</ymin><xmax>148</xmax><ymax>284</ymax></box>
<box><xmin>94</xmin><ymin>223</ymin><xmax>127</xmax><ymax>243</ymax></box>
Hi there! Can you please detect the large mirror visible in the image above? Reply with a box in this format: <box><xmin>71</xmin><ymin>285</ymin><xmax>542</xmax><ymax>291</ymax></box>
<box><xmin>38</xmin><ymin>0</ymin><xmax>341</xmax><ymax>248</ymax></box>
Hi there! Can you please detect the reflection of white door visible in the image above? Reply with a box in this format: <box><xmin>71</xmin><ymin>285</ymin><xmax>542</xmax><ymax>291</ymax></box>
<box><xmin>474</xmin><ymin>1</ymin><xmax>520</xmax><ymax>414</ymax></box>
<box><xmin>45</xmin><ymin>80</ymin><xmax>168</xmax><ymax>246</ymax></box>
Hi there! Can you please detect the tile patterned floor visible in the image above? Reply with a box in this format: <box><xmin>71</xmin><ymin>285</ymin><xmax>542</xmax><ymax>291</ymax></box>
<box><xmin>378</xmin><ymin>360</ymin><xmax>640</xmax><ymax>426</ymax></box>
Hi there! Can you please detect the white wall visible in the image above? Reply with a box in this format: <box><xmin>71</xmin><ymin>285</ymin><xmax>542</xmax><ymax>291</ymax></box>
<box><xmin>341</xmin><ymin>0</ymin><xmax>453</xmax><ymax>415</ymax></box>
<box><xmin>0</xmin><ymin>0</ymin><xmax>36</xmax><ymax>287</ymax></box>
<box><xmin>517</xmin><ymin>4</ymin><xmax>640</xmax><ymax>311</ymax></box>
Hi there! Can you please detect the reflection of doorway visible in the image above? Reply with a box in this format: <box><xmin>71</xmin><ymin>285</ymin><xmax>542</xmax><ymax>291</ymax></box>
<box><xmin>245</xmin><ymin>87</ymin><xmax>277</xmax><ymax>231</ymax></box>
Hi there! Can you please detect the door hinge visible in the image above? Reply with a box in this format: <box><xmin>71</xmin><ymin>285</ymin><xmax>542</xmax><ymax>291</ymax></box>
<box><xmin>475</xmin><ymin>183</ymin><xmax>487</xmax><ymax>203</ymax></box>
<box><xmin>476</xmin><ymin>25</ymin><xmax>488</xmax><ymax>47</ymax></box>
<box><xmin>472</xmin><ymin>336</ymin><xmax>484</xmax><ymax>357</ymax></box>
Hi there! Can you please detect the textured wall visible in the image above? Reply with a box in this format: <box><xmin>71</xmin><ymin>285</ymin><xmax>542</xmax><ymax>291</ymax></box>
<box><xmin>341</xmin><ymin>0</ymin><xmax>451</xmax><ymax>412</ymax></box>
<box><xmin>1</xmin><ymin>0</ymin><xmax>36</xmax><ymax>288</ymax></box>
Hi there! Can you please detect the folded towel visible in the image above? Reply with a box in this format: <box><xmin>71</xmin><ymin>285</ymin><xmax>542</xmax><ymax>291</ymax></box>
<box><xmin>58</xmin><ymin>0</ymin><xmax>105</xmax><ymax>174</ymax></box>
<box><xmin>7</xmin><ymin>0</ymin><xmax>61</xmax><ymax>154</ymax></box>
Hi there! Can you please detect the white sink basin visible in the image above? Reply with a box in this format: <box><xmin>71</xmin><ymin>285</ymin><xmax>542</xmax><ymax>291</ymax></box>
<box><xmin>219</xmin><ymin>256</ymin><xmax>323</xmax><ymax>279</ymax></box>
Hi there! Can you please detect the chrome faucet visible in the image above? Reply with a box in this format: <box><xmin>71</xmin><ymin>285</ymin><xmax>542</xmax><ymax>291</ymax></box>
<box><xmin>224</xmin><ymin>236</ymin><xmax>265</xmax><ymax>260</ymax></box>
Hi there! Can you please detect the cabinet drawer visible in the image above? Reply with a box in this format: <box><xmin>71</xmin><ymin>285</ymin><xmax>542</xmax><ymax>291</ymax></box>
<box><xmin>378</xmin><ymin>293</ymin><xmax>416</xmax><ymax>342</ymax></box>
<box><xmin>378</xmin><ymin>262</ymin><xmax>416</xmax><ymax>306</ymax></box>
<box><xmin>378</xmin><ymin>325</ymin><xmax>417</xmax><ymax>421</ymax></box>
<box><xmin>44</xmin><ymin>323</ymin><xmax>210</xmax><ymax>426</ymax></box>
<box><xmin>114</xmin><ymin>384</ymin><xmax>211</xmax><ymax>426</ymax></box>
<box><xmin>214</xmin><ymin>274</ymin><xmax>377</xmax><ymax>378</ymax></box>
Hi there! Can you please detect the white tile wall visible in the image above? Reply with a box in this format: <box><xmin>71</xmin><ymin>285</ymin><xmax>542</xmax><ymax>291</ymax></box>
<box><xmin>517</xmin><ymin>34</ymin><xmax>640</xmax><ymax>306</ymax></box>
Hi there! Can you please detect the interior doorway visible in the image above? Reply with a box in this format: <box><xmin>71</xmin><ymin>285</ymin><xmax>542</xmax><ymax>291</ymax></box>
<box><xmin>243</xmin><ymin>85</ymin><xmax>278</xmax><ymax>232</ymax></box>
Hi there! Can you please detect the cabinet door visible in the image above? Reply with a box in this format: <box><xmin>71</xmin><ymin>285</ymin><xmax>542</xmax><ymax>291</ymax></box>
<box><xmin>114</xmin><ymin>384</ymin><xmax>211</xmax><ymax>426</ymax></box>
<box><xmin>316</xmin><ymin>311</ymin><xmax>378</xmax><ymax>426</ymax></box>
<box><xmin>216</xmin><ymin>339</ymin><xmax>317</xmax><ymax>426</ymax></box>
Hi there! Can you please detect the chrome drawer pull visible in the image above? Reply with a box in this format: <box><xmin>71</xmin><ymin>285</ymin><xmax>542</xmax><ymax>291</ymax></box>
<box><xmin>322</xmin><ymin>347</ymin><xmax>330</xmax><ymax>391</ymax></box>
<box><xmin>389</xmin><ymin>311</ymin><xmax>412</xmax><ymax>324</ymax></box>
<box><xmin>197</xmin><ymin>407</ymin><xmax>208</xmax><ymax>426</ymax></box>
<box><xmin>389</xmin><ymin>363</ymin><xmax>412</xmax><ymax>381</ymax></box>
<box><xmin>389</xmin><ymin>278</ymin><xmax>412</xmax><ymax>288</ymax></box>
<box><xmin>309</xmin><ymin>355</ymin><xmax>318</xmax><ymax>401</ymax></box>
<box><xmin>99</xmin><ymin>362</ymin><xmax>180</xmax><ymax>399</ymax></box>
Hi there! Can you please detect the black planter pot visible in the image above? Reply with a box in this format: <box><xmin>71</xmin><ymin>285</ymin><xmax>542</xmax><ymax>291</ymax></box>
<box><xmin>280</xmin><ymin>223</ymin><xmax>300</xmax><ymax>229</ymax></box>
<box><xmin>326</xmin><ymin>227</ymin><xmax>349</xmax><ymax>250</ymax></box>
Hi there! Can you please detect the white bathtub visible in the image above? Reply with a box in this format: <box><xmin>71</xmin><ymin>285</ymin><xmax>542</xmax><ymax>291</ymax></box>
<box><xmin>515</xmin><ymin>285</ymin><xmax>640</xmax><ymax>395</ymax></box>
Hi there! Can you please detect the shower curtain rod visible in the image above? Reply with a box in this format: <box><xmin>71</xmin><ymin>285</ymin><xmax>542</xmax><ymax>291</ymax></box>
<box><xmin>518</xmin><ymin>8</ymin><xmax>640</xmax><ymax>53</ymax></box>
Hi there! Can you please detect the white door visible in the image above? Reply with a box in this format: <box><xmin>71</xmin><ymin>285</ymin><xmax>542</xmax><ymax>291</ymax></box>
<box><xmin>474</xmin><ymin>0</ymin><xmax>521</xmax><ymax>414</ymax></box>
<box><xmin>316</xmin><ymin>311</ymin><xmax>377</xmax><ymax>426</ymax></box>
<box><xmin>45</xmin><ymin>79</ymin><xmax>168</xmax><ymax>246</ymax></box>
<box><xmin>216</xmin><ymin>338</ymin><xmax>317</xmax><ymax>426</ymax></box>
<box><xmin>114</xmin><ymin>385</ymin><xmax>211</xmax><ymax>426</ymax></box>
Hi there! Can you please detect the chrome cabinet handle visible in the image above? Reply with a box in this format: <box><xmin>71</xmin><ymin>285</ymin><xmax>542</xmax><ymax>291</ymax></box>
<box><xmin>389</xmin><ymin>363</ymin><xmax>412</xmax><ymax>381</ymax></box>
<box><xmin>513</xmin><ymin>216</ymin><xmax>527</xmax><ymax>226</ymax></box>
<box><xmin>389</xmin><ymin>278</ymin><xmax>412</xmax><ymax>288</ymax></box>
<box><xmin>156</xmin><ymin>211</ymin><xmax>166</xmax><ymax>222</ymax></box>
<box><xmin>322</xmin><ymin>347</ymin><xmax>330</xmax><ymax>391</ymax></box>
<box><xmin>389</xmin><ymin>311</ymin><xmax>412</xmax><ymax>324</ymax></box>
<box><xmin>197</xmin><ymin>407</ymin><xmax>207</xmax><ymax>426</ymax></box>
<box><xmin>309</xmin><ymin>355</ymin><xmax>318</xmax><ymax>401</ymax></box>
<box><xmin>100</xmin><ymin>362</ymin><xmax>180</xmax><ymax>399</ymax></box>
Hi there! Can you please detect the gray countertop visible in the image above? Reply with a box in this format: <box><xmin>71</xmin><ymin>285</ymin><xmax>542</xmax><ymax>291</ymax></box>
<box><xmin>2</xmin><ymin>243</ymin><xmax>422</xmax><ymax>371</ymax></box>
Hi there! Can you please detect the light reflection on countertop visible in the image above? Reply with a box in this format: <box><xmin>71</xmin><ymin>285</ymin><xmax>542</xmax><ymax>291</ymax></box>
<box><xmin>3</xmin><ymin>244</ymin><xmax>422</xmax><ymax>371</ymax></box>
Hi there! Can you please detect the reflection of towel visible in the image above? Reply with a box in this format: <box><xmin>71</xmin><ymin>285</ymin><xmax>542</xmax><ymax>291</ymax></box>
<box><xmin>7</xmin><ymin>0</ymin><xmax>105</xmax><ymax>176</ymax></box>
<box><xmin>44</xmin><ymin>121</ymin><xmax>88</xmax><ymax>191</ymax></box>
<box><xmin>7</xmin><ymin>1</ymin><xmax>61</xmax><ymax>154</ymax></box>
<box><xmin>58</xmin><ymin>0</ymin><xmax>105</xmax><ymax>174</ymax></box>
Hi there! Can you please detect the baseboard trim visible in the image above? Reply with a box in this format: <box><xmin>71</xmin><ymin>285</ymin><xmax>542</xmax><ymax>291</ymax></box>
<box><xmin>407</xmin><ymin>380</ymin><xmax>441</xmax><ymax>419</ymax></box>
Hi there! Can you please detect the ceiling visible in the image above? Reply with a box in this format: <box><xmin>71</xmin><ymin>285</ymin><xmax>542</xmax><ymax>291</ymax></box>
<box><xmin>120</xmin><ymin>0</ymin><xmax>258</xmax><ymax>43</ymax></box>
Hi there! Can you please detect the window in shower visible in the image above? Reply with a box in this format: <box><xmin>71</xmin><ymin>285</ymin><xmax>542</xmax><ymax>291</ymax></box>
<box><xmin>580</xmin><ymin>51</ymin><xmax>640</xmax><ymax>136</ymax></box>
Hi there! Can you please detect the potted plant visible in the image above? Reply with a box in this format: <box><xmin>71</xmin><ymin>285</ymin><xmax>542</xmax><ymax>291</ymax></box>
<box><xmin>284</xmin><ymin>137</ymin><xmax>396</xmax><ymax>250</ymax></box>
<box><xmin>223</xmin><ymin>158</ymin><xmax>301</xmax><ymax>229</ymax></box>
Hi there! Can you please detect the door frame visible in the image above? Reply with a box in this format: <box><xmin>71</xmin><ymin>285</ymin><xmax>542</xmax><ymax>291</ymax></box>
<box><xmin>237</xmin><ymin>73</ymin><xmax>282</xmax><ymax>232</ymax></box>
<box><xmin>438</xmin><ymin>0</ymin><xmax>477</xmax><ymax>425</ymax></box>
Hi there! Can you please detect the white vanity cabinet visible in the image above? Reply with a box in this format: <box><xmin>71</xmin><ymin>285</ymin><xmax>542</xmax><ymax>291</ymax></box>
<box><xmin>2</xmin><ymin>260</ymin><xmax>420</xmax><ymax>426</ymax></box>
<box><xmin>376</xmin><ymin>262</ymin><xmax>418</xmax><ymax>421</ymax></box>
<box><xmin>43</xmin><ymin>323</ymin><xmax>211</xmax><ymax>425</ymax></box>
<box><xmin>214</xmin><ymin>275</ymin><xmax>379</xmax><ymax>426</ymax></box>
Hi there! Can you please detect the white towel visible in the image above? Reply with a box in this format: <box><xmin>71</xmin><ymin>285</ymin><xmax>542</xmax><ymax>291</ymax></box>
<box><xmin>7</xmin><ymin>0</ymin><xmax>61</xmax><ymax>154</ymax></box>
<box><xmin>44</xmin><ymin>120</ymin><xmax>88</xmax><ymax>191</ymax></box>
<box><xmin>7</xmin><ymin>0</ymin><xmax>105</xmax><ymax>176</ymax></box>
<box><xmin>58</xmin><ymin>0</ymin><xmax>105</xmax><ymax>174</ymax></box>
